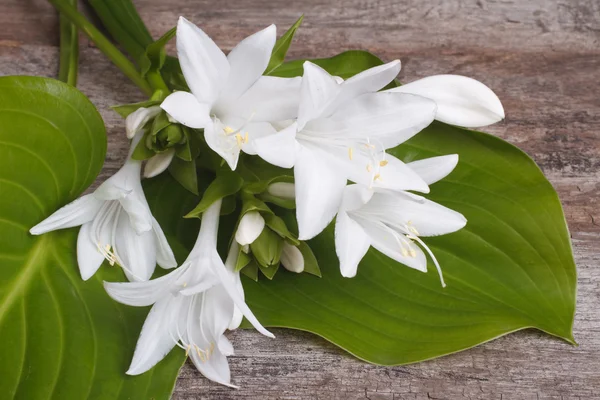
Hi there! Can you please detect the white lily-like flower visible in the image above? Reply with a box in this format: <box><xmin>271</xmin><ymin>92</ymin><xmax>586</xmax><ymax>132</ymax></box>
<box><xmin>104</xmin><ymin>200</ymin><xmax>273</xmax><ymax>387</ymax></box>
<box><xmin>387</xmin><ymin>75</ymin><xmax>505</xmax><ymax>127</ymax></box>
<box><xmin>160</xmin><ymin>17</ymin><xmax>302</xmax><ymax>170</ymax></box>
<box><xmin>29</xmin><ymin>132</ymin><xmax>177</xmax><ymax>282</ymax></box>
<box><xmin>254</xmin><ymin>61</ymin><xmax>438</xmax><ymax>240</ymax></box>
<box><xmin>335</xmin><ymin>155</ymin><xmax>466</xmax><ymax>281</ymax></box>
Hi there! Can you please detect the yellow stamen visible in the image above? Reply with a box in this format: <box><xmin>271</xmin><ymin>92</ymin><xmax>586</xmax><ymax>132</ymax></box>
<box><xmin>235</xmin><ymin>133</ymin><xmax>244</xmax><ymax>148</ymax></box>
<box><xmin>379</xmin><ymin>160</ymin><xmax>388</xmax><ymax>167</ymax></box>
<box><xmin>373</xmin><ymin>173</ymin><xmax>381</xmax><ymax>181</ymax></box>
<box><xmin>182</xmin><ymin>282</ymin><xmax>187</xmax><ymax>288</ymax></box>
<box><xmin>366</xmin><ymin>164</ymin><xmax>372</xmax><ymax>172</ymax></box>
<box><xmin>348</xmin><ymin>147</ymin><xmax>353</xmax><ymax>160</ymax></box>
<box><xmin>223</xmin><ymin>126</ymin><xmax>234</xmax><ymax>135</ymax></box>
<box><xmin>244</xmin><ymin>132</ymin><xmax>249</xmax><ymax>143</ymax></box>
<box><xmin>185</xmin><ymin>344</ymin><xmax>191</xmax><ymax>357</ymax></box>
<box><xmin>407</xmin><ymin>221</ymin><xmax>419</xmax><ymax>236</ymax></box>
<box><xmin>401</xmin><ymin>248</ymin><xmax>409</xmax><ymax>257</ymax></box>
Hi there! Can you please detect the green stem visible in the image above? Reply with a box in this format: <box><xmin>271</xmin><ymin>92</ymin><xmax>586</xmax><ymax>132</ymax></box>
<box><xmin>48</xmin><ymin>0</ymin><xmax>152</xmax><ymax>95</ymax></box>
<box><xmin>58</xmin><ymin>0</ymin><xmax>78</xmax><ymax>85</ymax></box>
<box><xmin>146</xmin><ymin>70</ymin><xmax>170</xmax><ymax>97</ymax></box>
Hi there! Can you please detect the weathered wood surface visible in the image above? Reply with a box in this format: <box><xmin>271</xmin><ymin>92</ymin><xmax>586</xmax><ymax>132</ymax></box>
<box><xmin>1</xmin><ymin>0</ymin><xmax>599</xmax><ymax>398</ymax></box>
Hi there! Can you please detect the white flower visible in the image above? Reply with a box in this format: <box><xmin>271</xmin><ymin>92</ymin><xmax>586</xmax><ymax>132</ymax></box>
<box><xmin>104</xmin><ymin>200</ymin><xmax>273</xmax><ymax>387</ymax></box>
<box><xmin>334</xmin><ymin>155</ymin><xmax>466</xmax><ymax>281</ymax></box>
<box><xmin>29</xmin><ymin>133</ymin><xmax>176</xmax><ymax>282</ymax></box>
<box><xmin>160</xmin><ymin>17</ymin><xmax>302</xmax><ymax>170</ymax></box>
<box><xmin>126</xmin><ymin>106</ymin><xmax>161</xmax><ymax>139</ymax></box>
<box><xmin>234</xmin><ymin>211</ymin><xmax>265</xmax><ymax>246</ymax></box>
<box><xmin>254</xmin><ymin>61</ymin><xmax>437</xmax><ymax>240</ymax></box>
<box><xmin>387</xmin><ymin>74</ymin><xmax>505</xmax><ymax>127</ymax></box>
<box><xmin>281</xmin><ymin>242</ymin><xmax>304</xmax><ymax>273</ymax></box>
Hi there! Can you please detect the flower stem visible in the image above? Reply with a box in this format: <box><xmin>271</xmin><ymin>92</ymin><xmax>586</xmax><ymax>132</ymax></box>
<box><xmin>48</xmin><ymin>0</ymin><xmax>152</xmax><ymax>95</ymax></box>
<box><xmin>58</xmin><ymin>0</ymin><xmax>78</xmax><ymax>86</ymax></box>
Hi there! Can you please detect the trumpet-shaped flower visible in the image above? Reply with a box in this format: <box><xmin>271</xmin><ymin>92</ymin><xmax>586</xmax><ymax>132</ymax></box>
<box><xmin>161</xmin><ymin>17</ymin><xmax>302</xmax><ymax>170</ymax></box>
<box><xmin>104</xmin><ymin>200</ymin><xmax>273</xmax><ymax>386</ymax></box>
<box><xmin>335</xmin><ymin>155</ymin><xmax>466</xmax><ymax>281</ymax></box>
<box><xmin>30</xmin><ymin>133</ymin><xmax>176</xmax><ymax>281</ymax></box>
<box><xmin>254</xmin><ymin>61</ymin><xmax>437</xmax><ymax>240</ymax></box>
<box><xmin>387</xmin><ymin>74</ymin><xmax>505</xmax><ymax>127</ymax></box>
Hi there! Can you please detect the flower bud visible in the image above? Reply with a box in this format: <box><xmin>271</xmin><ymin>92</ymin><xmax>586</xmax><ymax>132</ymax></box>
<box><xmin>267</xmin><ymin>182</ymin><xmax>295</xmax><ymax>200</ymax></box>
<box><xmin>125</xmin><ymin>106</ymin><xmax>161</xmax><ymax>139</ymax></box>
<box><xmin>235</xmin><ymin>211</ymin><xmax>265</xmax><ymax>246</ymax></box>
<box><xmin>281</xmin><ymin>242</ymin><xmax>304</xmax><ymax>273</ymax></box>
<box><xmin>143</xmin><ymin>148</ymin><xmax>176</xmax><ymax>178</ymax></box>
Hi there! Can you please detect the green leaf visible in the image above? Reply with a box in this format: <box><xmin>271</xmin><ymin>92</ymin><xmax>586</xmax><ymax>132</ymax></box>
<box><xmin>258</xmin><ymin>263</ymin><xmax>280</xmax><ymax>280</ymax></box>
<box><xmin>263</xmin><ymin>213</ymin><xmax>299</xmax><ymax>245</ymax></box>
<box><xmin>111</xmin><ymin>99</ymin><xmax>160</xmax><ymax>118</ymax></box>
<box><xmin>242</xmin><ymin>122</ymin><xmax>576</xmax><ymax>364</ymax></box>
<box><xmin>241</xmin><ymin>261</ymin><xmax>259</xmax><ymax>282</ymax></box>
<box><xmin>140</xmin><ymin>27</ymin><xmax>176</xmax><ymax>77</ymax></box>
<box><xmin>131</xmin><ymin>130</ymin><xmax>155</xmax><ymax>161</ymax></box>
<box><xmin>185</xmin><ymin>170</ymin><xmax>244</xmax><ymax>218</ymax></box>
<box><xmin>250</xmin><ymin>229</ymin><xmax>283</xmax><ymax>268</ymax></box>
<box><xmin>58</xmin><ymin>0</ymin><xmax>78</xmax><ymax>86</ymax></box>
<box><xmin>86</xmin><ymin>0</ymin><xmax>153</xmax><ymax>61</ymax></box>
<box><xmin>0</xmin><ymin>76</ymin><xmax>184</xmax><ymax>398</ymax></box>
<box><xmin>297</xmin><ymin>242</ymin><xmax>321</xmax><ymax>277</ymax></box>
<box><xmin>265</xmin><ymin>15</ymin><xmax>304</xmax><ymax>75</ymax></box>
<box><xmin>168</xmin><ymin>157</ymin><xmax>198</xmax><ymax>195</ymax></box>
<box><xmin>235</xmin><ymin>250</ymin><xmax>252</xmax><ymax>273</ymax></box>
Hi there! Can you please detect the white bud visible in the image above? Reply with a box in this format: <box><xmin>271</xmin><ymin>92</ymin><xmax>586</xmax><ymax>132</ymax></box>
<box><xmin>125</xmin><ymin>106</ymin><xmax>161</xmax><ymax>139</ymax></box>
<box><xmin>267</xmin><ymin>182</ymin><xmax>295</xmax><ymax>200</ymax></box>
<box><xmin>143</xmin><ymin>149</ymin><xmax>176</xmax><ymax>178</ymax></box>
<box><xmin>281</xmin><ymin>242</ymin><xmax>304</xmax><ymax>273</ymax></box>
<box><xmin>235</xmin><ymin>211</ymin><xmax>265</xmax><ymax>246</ymax></box>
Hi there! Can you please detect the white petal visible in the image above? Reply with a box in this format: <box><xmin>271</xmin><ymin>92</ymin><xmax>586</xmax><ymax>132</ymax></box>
<box><xmin>408</xmin><ymin>154</ymin><xmax>458</xmax><ymax>185</ymax></box>
<box><xmin>328</xmin><ymin>91</ymin><xmax>437</xmax><ymax>148</ymax></box>
<box><xmin>204</xmin><ymin>120</ymin><xmax>241</xmax><ymax>170</ymax></box>
<box><xmin>126</xmin><ymin>298</ymin><xmax>178</xmax><ymax>375</ymax></box>
<box><xmin>297</xmin><ymin>62</ymin><xmax>341</xmax><ymax>129</ymax></box>
<box><xmin>224</xmin><ymin>242</ymin><xmax>244</xmax><ymax>330</ymax></box>
<box><xmin>125</xmin><ymin>106</ymin><xmax>161</xmax><ymax>139</ymax></box>
<box><xmin>76</xmin><ymin>222</ymin><xmax>105</xmax><ymax>280</ymax></box>
<box><xmin>144</xmin><ymin>149</ymin><xmax>176</xmax><ymax>178</ymax></box>
<box><xmin>176</xmin><ymin>17</ymin><xmax>229</xmax><ymax>104</ymax></box>
<box><xmin>221</xmin><ymin>24</ymin><xmax>276</xmax><ymax>102</ymax></box>
<box><xmin>281</xmin><ymin>242</ymin><xmax>304</xmax><ymax>273</ymax></box>
<box><xmin>118</xmin><ymin>192</ymin><xmax>153</xmax><ymax>234</ymax></box>
<box><xmin>115</xmin><ymin>212</ymin><xmax>157</xmax><ymax>282</ymax></box>
<box><xmin>267</xmin><ymin>182</ymin><xmax>295</xmax><ymax>200</ymax></box>
<box><xmin>253</xmin><ymin>122</ymin><xmax>299</xmax><ymax>168</ymax></box>
<box><xmin>356</xmin><ymin>218</ymin><xmax>427</xmax><ymax>272</ymax></box>
<box><xmin>152</xmin><ymin>217</ymin><xmax>177</xmax><ymax>269</ymax></box>
<box><xmin>160</xmin><ymin>91</ymin><xmax>212</xmax><ymax>129</ymax></box>
<box><xmin>294</xmin><ymin>146</ymin><xmax>347</xmax><ymax>240</ymax></box>
<box><xmin>218</xmin><ymin>336</ymin><xmax>235</xmax><ymax>356</ymax></box>
<box><xmin>104</xmin><ymin>265</ymin><xmax>187</xmax><ymax>307</ymax></box>
<box><xmin>222</xmin><ymin>76</ymin><xmax>302</xmax><ymax>122</ymax></box>
<box><xmin>323</xmin><ymin>60</ymin><xmax>401</xmax><ymax>115</ymax></box>
<box><xmin>371</xmin><ymin>154</ymin><xmax>430</xmax><ymax>193</ymax></box>
<box><xmin>240</xmin><ymin>122</ymin><xmax>277</xmax><ymax>155</ymax></box>
<box><xmin>339</xmin><ymin>184</ymin><xmax>373</xmax><ymax>212</ymax></box>
<box><xmin>335</xmin><ymin>211</ymin><xmax>371</xmax><ymax>278</ymax></box>
<box><xmin>29</xmin><ymin>194</ymin><xmax>103</xmax><ymax>235</ymax></box>
<box><xmin>235</xmin><ymin>211</ymin><xmax>265</xmax><ymax>246</ymax></box>
<box><xmin>390</xmin><ymin>75</ymin><xmax>505</xmax><ymax>127</ymax></box>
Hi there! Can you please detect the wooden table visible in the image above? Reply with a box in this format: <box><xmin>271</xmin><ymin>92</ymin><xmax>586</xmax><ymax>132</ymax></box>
<box><xmin>1</xmin><ymin>0</ymin><xmax>599</xmax><ymax>398</ymax></box>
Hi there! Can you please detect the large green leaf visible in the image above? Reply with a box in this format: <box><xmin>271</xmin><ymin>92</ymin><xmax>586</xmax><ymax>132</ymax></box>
<box><xmin>0</xmin><ymin>76</ymin><xmax>184</xmax><ymax>399</ymax></box>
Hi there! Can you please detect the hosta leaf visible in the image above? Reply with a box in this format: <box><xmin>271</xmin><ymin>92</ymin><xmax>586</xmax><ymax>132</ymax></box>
<box><xmin>0</xmin><ymin>76</ymin><xmax>184</xmax><ymax>399</ymax></box>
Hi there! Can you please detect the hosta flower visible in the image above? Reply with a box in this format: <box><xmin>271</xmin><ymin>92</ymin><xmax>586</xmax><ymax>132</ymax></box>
<box><xmin>335</xmin><ymin>155</ymin><xmax>466</xmax><ymax>281</ymax></box>
<box><xmin>254</xmin><ymin>61</ymin><xmax>437</xmax><ymax>239</ymax></box>
<box><xmin>104</xmin><ymin>200</ymin><xmax>273</xmax><ymax>386</ymax></box>
<box><xmin>161</xmin><ymin>17</ymin><xmax>301</xmax><ymax>170</ymax></box>
<box><xmin>388</xmin><ymin>75</ymin><xmax>505</xmax><ymax>127</ymax></box>
<box><xmin>29</xmin><ymin>133</ymin><xmax>176</xmax><ymax>281</ymax></box>
<box><xmin>280</xmin><ymin>242</ymin><xmax>304</xmax><ymax>273</ymax></box>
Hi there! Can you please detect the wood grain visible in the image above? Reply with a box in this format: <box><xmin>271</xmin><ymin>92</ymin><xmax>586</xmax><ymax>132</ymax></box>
<box><xmin>1</xmin><ymin>0</ymin><xmax>599</xmax><ymax>398</ymax></box>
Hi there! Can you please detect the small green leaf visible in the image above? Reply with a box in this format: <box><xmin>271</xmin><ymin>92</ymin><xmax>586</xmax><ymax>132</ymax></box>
<box><xmin>250</xmin><ymin>229</ymin><xmax>283</xmax><ymax>268</ymax></box>
<box><xmin>140</xmin><ymin>27</ymin><xmax>176</xmax><ymax>77</ymax></box>
<box><xmin>297</xmin><ymin>241</ymin><xmax>321</xmax><ymax>277</ymax></box>
<box><xmin>265</xmin><ymin>15</ymin><xmax>304</xmax><ymax>75</ymax></box>
<box><xmin>168</xmin><ymin>157</ymin><xmax>198</xmax><ymax>195</ymax></box>
<box><xmin>235</xmin><ymin>250</ymin><xmax>252</xmax><ymax>272</ymax></box>
<box><xmin>258</xmin><ymin>262</ymin><xmax>280</xmax><ymax>280</ymax></box>
<box><xmin>241</xmin><ymin>261</ymin><xmax>259</xmax><ymax>281</ymax></box>
<box><xmin>263</xmin><ymin>213</ymin><xmax>299</xmax><ymax>245</ymax></box>
<box><xmin>240</xmin><ymin>192</ymin><xmax>272</xmax><ymax>216</ymax></box>
<box><xmin>131</xmin><ymin>130</ymin><xmax>155</xmax><ymax>161</ymax></box>
<box><xmin>185</xmin><ymin>170</ymin><xmax>244</xmax><ymax>218</ymax></box>
<box><xmin>111</xmin><ymin>99</ymin><xmax>160</xmax><ymax>118</ymax></box>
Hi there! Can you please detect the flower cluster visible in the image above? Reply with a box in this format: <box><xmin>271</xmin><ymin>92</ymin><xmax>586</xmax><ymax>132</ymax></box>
<box><xmin>30</xmin><ymin>16</ymin><xmax>504</xmax><ymax>387</ymax></box>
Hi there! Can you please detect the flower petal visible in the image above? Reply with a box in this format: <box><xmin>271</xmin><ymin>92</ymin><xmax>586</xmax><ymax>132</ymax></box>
<box><xmin>297</xmin><ymin>62</ymin><xmax>341</xmax><ymax>129</ymax></box>
<box><xmin>125</xmin><ymin>106</ymin><xmax>161</xmax><ymax>139</ymax></box>
<box><xmin>29</xmin><ymin>194</ymin><xmax>103</xmax><ymax>235</ymax></box>
<box><xmin>204</xmin><ymin>120</ymin><xmax>241</xmax><ymax>170</ymax></box>
<box><xmin>240</xmin><ymin>121</ymin><xmax>277</xmax><ymax>155</ymax></box>
<box><xmin>115</xmin><ymin>211</ymin><xmax>157</xmax><ymax>281</ymax></box>
<box><xmin>160</xmin><ymin>91</ymin><xmax>212</xmax><ymax>129</ymax></box>
<box><xmin>77</xmin><ymin>221</ymin><xmax>105</xmax><ymax>280</ymax></box>
<box><xmin>222</xmin><ymin>76</ymin><xmax>302</xmax><ymax>122</ymax></box>
<box><xmin>390</xmin><ymin>74</ymin><xmax>505</xmax><ymax>127</ymax></box>
<box><xmin>224</xmin><ymin>242</ymin><xmax>244</xmax><ymax>330</ymax></box>
<box><xmin>176</xmin><ymin>17</ymin><xmax>229</xmax><ymax>104</ymax></box>
<box><xmin>126</xmin><ymin>297</ymin><xmax>178</xmax><ymax>375</ymax></box>
<box><xmin>235</xmin><ymin>211</ymin><xmax>265</xmax><ymax>246</ymax></box>
<box><xmin>280</xmin><ymin>242</ymin><xmax>304</xmax><ymax>273</ymax></box>
<box><xmin>253</xmin><ymin>122</ymin><xmax>298</xmax><ymax>168</ymax></box>
<box><xmin>407</xmin><ymin>154</ymin><xmax>458</xmax><ymax>185</ymax></box>
<box><xmin>144</xmin><ymin>149</ymin><xmax>176</xmax><ymax>179</ymax></box>
<box><xmin>335</xmin><ymin>211</ymin><xmax>371</xmax><ymax>278</ymax></box>
<box><xmin>221</xmin><ymin>24</ymin><xmax>276</xmax><ymax>102</ymax></box>
<box><xmin>294</xmin><ymin>146</ymin><xmax>347</xmax><ymax>240</ymax></box>
<box><xmin>152</xmin><ymin>217</ymin><xmax>177</xmax><ymax>269</ymax></box>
